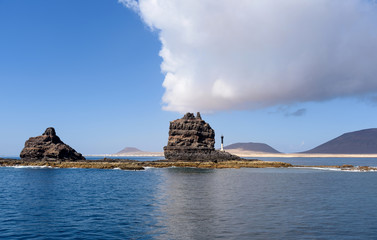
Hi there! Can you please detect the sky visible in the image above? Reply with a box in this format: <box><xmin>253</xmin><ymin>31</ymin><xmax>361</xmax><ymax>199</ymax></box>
<box><xmin>1</xmin><ymin>0</ymin><xmax>377</xmax><ymax>155</ymax></box>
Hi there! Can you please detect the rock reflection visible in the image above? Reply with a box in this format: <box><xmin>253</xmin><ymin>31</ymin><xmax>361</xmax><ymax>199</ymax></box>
<box><xmin>154</xmin><ymin>168</ymin><xmax>251</xmax><ymax>239</ymax></box>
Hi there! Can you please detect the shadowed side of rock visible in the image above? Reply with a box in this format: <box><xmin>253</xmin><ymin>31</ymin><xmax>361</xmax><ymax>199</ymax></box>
<box><xmin>164</xmin><ymin>112</ymin><xmax>240</xmax><ymax>161</ymax></box>
<box><xmin>164</xmin><ymin>146</ymin><xmax>240</xmax><ymax>161</ymax></box>
<box><xmin>20</xmin><ymin>127</ymin><xmax>85</xmax><ymax>161</ymax></box>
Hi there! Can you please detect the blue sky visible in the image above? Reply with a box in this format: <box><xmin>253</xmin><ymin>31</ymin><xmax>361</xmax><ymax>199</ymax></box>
<box><xmin>1</xmin><ymin>0</ymin><xmax>377</xmax><ymax>155</ymax></box>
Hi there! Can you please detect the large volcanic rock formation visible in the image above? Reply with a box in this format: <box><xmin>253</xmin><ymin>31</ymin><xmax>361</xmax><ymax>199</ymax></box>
<box><xmin>20</xmin><ymin>127</ymin><xmax>85</xmax><ymax>161</ymax></box>
<box><xmin>163</xmin><ymin>112</ymin><xmax>240</xmax><ymax>161</ymax></box>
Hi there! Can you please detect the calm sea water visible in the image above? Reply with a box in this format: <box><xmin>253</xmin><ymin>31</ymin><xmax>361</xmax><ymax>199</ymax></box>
<box><xmin>1</xmin><ymin>157</ymin><xmax>377</xmax><ymax>239</ymax></box>
<box><xmin>254</xmin><ymin>157</ymin><xmax>377</xmax><ymax>167</ymax></box>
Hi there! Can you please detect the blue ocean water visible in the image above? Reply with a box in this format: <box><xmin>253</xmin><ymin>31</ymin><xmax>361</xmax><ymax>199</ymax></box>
<box><xmin>1</xmin><ymin>158</ymin><xmax>377</xmax><ymax>239</ymax></box>
<box><xmin>85</xmin><ymin>156</ymin><xmax>165</xmax><ymax>161</ymax></box>
<box><xmin>253</xmin><ymin>157</ymin><xmax>377</xmax><ymax>167</ymax></box>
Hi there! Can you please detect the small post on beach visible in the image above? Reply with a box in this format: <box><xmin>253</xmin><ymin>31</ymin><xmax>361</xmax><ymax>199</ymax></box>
<box><xmin>221</xmin><ymin>135</ymin><xmax>224</xmax><ymax>151</ymax></box>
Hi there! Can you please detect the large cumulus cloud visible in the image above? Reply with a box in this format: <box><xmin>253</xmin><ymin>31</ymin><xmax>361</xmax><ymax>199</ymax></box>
<box><xmin>120</xmin><ymin>0</ymin><xmax>377</xmax><ymax>112</ymax></box>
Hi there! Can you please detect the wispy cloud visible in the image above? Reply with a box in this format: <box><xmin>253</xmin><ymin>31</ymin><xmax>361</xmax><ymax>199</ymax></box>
<box><xmin>285</xmin><ymin>108</ymin><xmax>307</xmax><ymax>117</ymax></box>
<box><xmin>120</xmin><ymin>0</ymin><xmax>377</xmax><ymax>113</ymax></box>
<box><xmin>270</xmin><ymin>106</ymin><xmax>307</xmax><ymax>117</ymax></box>
<box><xmin>118</xmin><ymin>0</ymin><xmax>139</xmax><ymax>12</ymax></box>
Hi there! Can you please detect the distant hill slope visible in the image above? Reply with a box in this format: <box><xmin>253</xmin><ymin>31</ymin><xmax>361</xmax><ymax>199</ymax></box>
<box><xmin>116</xmin><ymin>147</ymin><xmax>142</xmax><ymax>155</ymax></box>
<box><xmin>114</xmin><ymin>147</ymin><xmax>164</xmax><ymax>157</ymax></box>
<box><xmin>224</xmin><ymin>142</ymin><xmax>280</xmax><ymax>153</ymax></box>
<box><xmin>303</xmin><ymin>128</ymin><xmax>377</xmax><ymax>154</ymax></box>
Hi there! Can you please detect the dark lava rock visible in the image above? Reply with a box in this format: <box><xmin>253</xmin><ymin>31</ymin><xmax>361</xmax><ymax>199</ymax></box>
<box><xmin>20</xmin><ymin>127</ymin><xmax>85</xmax><ymax>161</ymax></box>
<box><xmin>163</xmin><ymin>112</ymin><xmax>240</xmax><ymax>161</ymax></box>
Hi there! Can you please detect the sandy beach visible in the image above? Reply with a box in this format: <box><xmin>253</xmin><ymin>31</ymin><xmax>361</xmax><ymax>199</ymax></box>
<box><xmin>224</xmin><ymin>149</ymin><xmax>377</xmax><ymax>158</ymax></box>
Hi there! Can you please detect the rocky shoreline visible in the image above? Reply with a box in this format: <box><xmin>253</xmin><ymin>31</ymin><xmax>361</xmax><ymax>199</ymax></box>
<box><xmin>0</xmin><ymin>158</ymin><xmax>291</xmax><ymax>170</ymax></box>
<box><xmin>1</xmin><ymin>158</ymin><xmax>376</xmax><ymax>171</ymax></box>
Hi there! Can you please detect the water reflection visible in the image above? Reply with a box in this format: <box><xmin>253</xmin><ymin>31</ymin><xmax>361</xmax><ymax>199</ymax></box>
<box><xmin>152</xmin><ymin>168</ymin><xmax>377</xmax><ymax>239</ymax></box>
<box><xmin>154</xmin><ymin>168</ymin><xmax>221</xmax><ymax>239</ymax></box>
<box><xmin>154</xmin><ymin>168</ymin><xmax>274</xmax><ymax>239</ymax></box>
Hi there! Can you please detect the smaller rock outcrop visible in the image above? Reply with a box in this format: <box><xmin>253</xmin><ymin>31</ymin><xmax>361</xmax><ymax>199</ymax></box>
<box><xmin>164</xmin><ymin>112</ymin><xmax>240</xmax><ymax>161</ymax></box>
<box><xmin>20</xmin><ymin>127</ymin><xmax>85</xmax><ymax>161</ymax></box>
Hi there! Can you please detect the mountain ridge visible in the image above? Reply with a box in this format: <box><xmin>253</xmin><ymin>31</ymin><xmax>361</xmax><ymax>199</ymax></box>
<box><xmin>224</xmin><ymin>142</ymin><xmax>280</xmax><ymax>153</ymax></box>
<box><xmin>303</xmin><ymin>128</ymin><xmax>377</xmax><ymax>154</ymax></box>
<box><xmin>116</xmin><ymin>147</ymin><xmax>142</xmax><ymax>155</ymax></box>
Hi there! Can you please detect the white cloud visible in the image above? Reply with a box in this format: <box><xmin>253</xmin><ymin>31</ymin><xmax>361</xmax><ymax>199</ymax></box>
<box><xmin>120</xmin><ymin>0</ymin><xmax>377</xmax><ymax>113</ymax></box>
<box><xmin>118</xmin><ymin>0</ymin><xmax>139</xmax><ymax>12</ymax></box>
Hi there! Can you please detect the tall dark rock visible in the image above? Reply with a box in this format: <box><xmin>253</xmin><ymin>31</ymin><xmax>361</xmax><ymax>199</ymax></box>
<box><xmin>166</xmin><ymin>112</ymin><xmax>215</xmax><ymax>150</ymax></box>
<box><xmin>163</xmin><ymin>112</ymin><xmax>240</xmax><ymax>161</ymax></box>
<box><xmin>20</xmin><ymin>127</ymin><xmax>85</xmax><ymax>161</ymax></box>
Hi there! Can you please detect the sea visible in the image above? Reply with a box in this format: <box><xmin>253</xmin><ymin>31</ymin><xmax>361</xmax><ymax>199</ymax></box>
<box><xmin>1</xmin><ymin>156</ymin><xmax>377</xmax><ymax>239</ymax></box>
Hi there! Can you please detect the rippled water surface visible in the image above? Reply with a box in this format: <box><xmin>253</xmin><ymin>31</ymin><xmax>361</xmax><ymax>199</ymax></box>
<box><xmin>1</xmin><ymin>163</ymin><xmax>377</xmax><ymax>239</ymax></box>
<box><xmin>255</xmin><ymin>157</ymin><xmax>377</xmax><ymax>167</ymax></box>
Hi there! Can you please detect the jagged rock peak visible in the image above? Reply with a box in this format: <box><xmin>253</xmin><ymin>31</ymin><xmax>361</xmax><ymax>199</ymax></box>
<box><xmin>183</xmin><ymin>112</ymin><xmax>196</xmax><ymax>120</ymax></box>
<box><xmin>43</xmin><ymin>127</ymin><xmax>56</xmax><ymax>136</ymax></box>
<box><xmin>182</xmin><ymin>112</ymin><xmax>203</xmax><ymax>120</ymax></box>
<box><xmin>20</xmin><ymin>127</ymin><xmax>85</xmax><ymax>161</ymax></box>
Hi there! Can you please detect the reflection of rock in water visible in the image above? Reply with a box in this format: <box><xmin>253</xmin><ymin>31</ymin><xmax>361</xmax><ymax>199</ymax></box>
<box><xmin>163</xmin><ymin>112</ymin><xmax>240</xmax><ymax>161</ymax></box>
<box><xmin>155</xmin><ymin>168</ymin><xmax>219</xmax><ymax>239</ymax></box>
<box><xmin>20</xmin><ymin>127</ymin><xmax>85</xmax><ymax>161</ymax></box>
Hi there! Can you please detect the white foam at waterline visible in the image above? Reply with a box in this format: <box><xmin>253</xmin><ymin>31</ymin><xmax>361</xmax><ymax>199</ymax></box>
<box><xmin>342</xmin><ymin>168</ymin><xmax>377</xmax><ymax>172</ymax></box>
<box><xmin>111</xmin><ymin>167</ymin><xmax>146</xmax><ymax>171</ymax></box>
<box><xmin>311</xmin><ymin>167</ymin><xmax>342</xmax><ymax>171</ymax></box>
<box><xmin>292</xmin><ymin>166</ymin><xmax>377</xmax><ymax>172</ymax></box>
<box><xmin>9</xmin><ymin>165</ymin><xmax>54</xmax><ymax>169</ymax></box>
<box><xmin>292</xmin><ymin>166</ymin><xmax>343</xmax><ymax>172</ymax></box>
<box><xmin>143</xmin><ymin>167</ymin><xmax>155</xmax><ymax>170</ymax></box>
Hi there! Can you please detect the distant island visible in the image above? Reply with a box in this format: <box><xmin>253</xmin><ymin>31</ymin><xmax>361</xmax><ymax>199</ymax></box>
<box><xmin>224</xmin><ymin>142</ymin><xmax>280</xmax><ymax>153</ymax></box>
<box><xmin>116</xmin><ymin>147</ymin><xmax>142</xmax><ymax>154</ymax></box>
<box><xmin>303</xmin><ymin>128</ymin><xmax>377</xmax><ymax>154</ymax></box>
<box><xmin>114</xmin><ymin>147</ymin><xmax>163</xmax><ymax>157</ymax></box>
<box><xmin>224</xmin><ymin>128</ymin><xmax>377</xmax><ymax>157</ymax></box>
